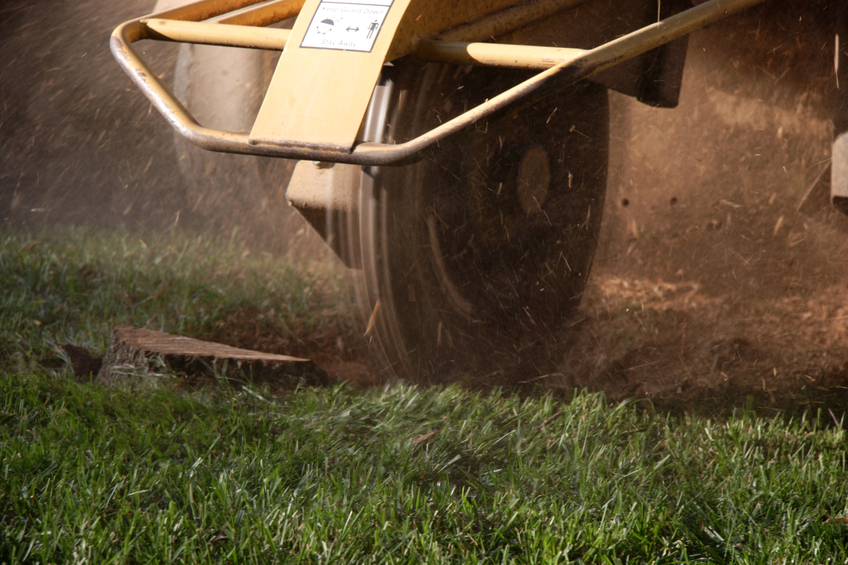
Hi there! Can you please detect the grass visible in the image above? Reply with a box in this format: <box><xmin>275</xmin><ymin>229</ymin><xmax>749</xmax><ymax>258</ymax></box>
<box><xmin>2</xmin><ymin>226</ymin><xmax>848</xmax><ymax>563</ymax></box>
<box><xmin>0</xmin><ymin>226</ymin><xmax>353</xmax><ymax>376</ymax></box>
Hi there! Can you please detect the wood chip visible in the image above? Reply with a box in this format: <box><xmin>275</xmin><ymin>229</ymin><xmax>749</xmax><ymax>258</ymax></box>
<box><xmin>411</xmin><ymin>431</ymin><xmax>438</xmax><ymax>446</ymax></box>
<box><xmin>98</xmin><ymin>326</ymin><xmax>329</xmax><ymax>389</ymax></box>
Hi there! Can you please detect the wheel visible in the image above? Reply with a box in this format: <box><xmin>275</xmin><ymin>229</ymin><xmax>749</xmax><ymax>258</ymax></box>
<box><xmin>357</xmin><ymin>61</ymin><xmax>609</xmax><ymax>387</ymax></box>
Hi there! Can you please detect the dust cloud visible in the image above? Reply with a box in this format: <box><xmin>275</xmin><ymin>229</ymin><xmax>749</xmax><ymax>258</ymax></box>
<box><xmin>0</xmin><ymin>0</ymin><xmax>317</xmax><ymax>257</ymax></box>
<box><xmin>2</xmin><ymin>0</ymin><xmax>847</xmax><ymax>411</ymax></box>
<box><xmin>560</xmin><ymin>2</ymin><xmax>848</xmax><ymax>412</ymax></box>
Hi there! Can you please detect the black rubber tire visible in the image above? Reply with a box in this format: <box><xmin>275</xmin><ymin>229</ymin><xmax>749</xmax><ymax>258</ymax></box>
<box><xmin>359</xmin><ymin>61</ymin><xmax>609</xmax><ymax>387</ymax></box>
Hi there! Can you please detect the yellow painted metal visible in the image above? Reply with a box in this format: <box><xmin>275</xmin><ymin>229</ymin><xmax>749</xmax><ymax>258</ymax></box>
<box><xmin>145</xmin><ymin>18</ymin><xmax>291</xmax><ymax>49</ymax></box>
<box><xmin>140</xmin><ymin>21</ymin><xmax>584</xmax><ymax>70</ymax></box>
<box><xmin>141</xmin><ymin>0</ymin><xmax>591</xmax><ymax>57</ymax></box>
<box><xmin>246</xmin><ymin>0</ymin><xmax>586</xmax><ymax>149</ymax></box>
<box><xmin>416</xmin><ymin>41</ymin><xmax>584</xmax><ymax>69</ymax></box>
<box><xmin>385</xmin><ymin>0</ymin><xmax>579</xmax><ymax>61</ymax></box>
<box><xmin>249</xmin><ymin>0</ymin><xmax>413</xmax><ymax>151</ymax></box>
<box><xmin>113</xmin><ymin>0</ymin><xmax>768</xmax><ymax>164</ymax></box>
<box><xmin>149</xmin><ymin>0</ymin><xmax>270</xmax><ymax>22</ymax></box>
<box><xmin>215</xmin><ymin>0</ymin><xmax>304</xmax><ymax>26</ymax></box>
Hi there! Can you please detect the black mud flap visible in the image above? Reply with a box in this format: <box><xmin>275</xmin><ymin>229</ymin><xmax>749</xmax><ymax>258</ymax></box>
<box><xmin>581</xmin><ymin>0</ymin><xmax>691</xmax><ymax>108</ymax></box>
<box><xmin>505</xmin><ymin>0</ymin><xmax>690</xmax><ymax>108</ymax></box>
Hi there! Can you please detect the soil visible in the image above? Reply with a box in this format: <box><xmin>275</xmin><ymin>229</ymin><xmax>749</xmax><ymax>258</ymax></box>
<box><xmin>560</xmin><ymin>2</ymin><xmax>848</xmax><ymax>415</ymax></box>
<box><xmin>556</xmin><ymin>277</ymin><xmax>848</xmax><ymax>415</ymax></box>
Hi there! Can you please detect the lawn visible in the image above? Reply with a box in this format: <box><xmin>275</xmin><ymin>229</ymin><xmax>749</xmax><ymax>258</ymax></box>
<box><xmin>2</xmin><ymin>227</ymin><xmax>848</xmax><ymax>563</ymax></box>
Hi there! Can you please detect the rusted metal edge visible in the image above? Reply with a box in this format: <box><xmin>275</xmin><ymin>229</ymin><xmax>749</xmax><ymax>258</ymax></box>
<box><xmin>112</xmin><ymin>0</ymin><xmax>768</xmax><ymax>166</ymax></box>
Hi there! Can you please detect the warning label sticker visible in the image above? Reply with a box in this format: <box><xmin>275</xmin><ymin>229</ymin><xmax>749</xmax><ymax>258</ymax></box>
<box><xmin>300</xmin><ymin>0</ymin><xmax>394</xmax><ymax>53</ymax></box>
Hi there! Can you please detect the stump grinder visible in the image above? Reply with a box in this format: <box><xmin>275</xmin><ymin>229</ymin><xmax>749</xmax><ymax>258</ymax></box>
<box><xmin>112</xmin><ymin>0</ymin><xmax>847</xmax><ymax>385</ymax></box>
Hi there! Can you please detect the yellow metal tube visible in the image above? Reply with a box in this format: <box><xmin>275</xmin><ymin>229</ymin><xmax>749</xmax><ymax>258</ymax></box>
<box><xmin>416</xmin><ymin>41</ymin><xmax>585</xmax><ymax>69</ymax></box>
<box><xmin>215</xmin><ymin>0</ymin><xmax>304</xmax><ymax>26</ymax></box>
<box><xmin>145</xmin><ymin>18</ymin><xmax>290</xmax><ymax>49</ymax></box>
<box><xmin>387</xmin><ymin>0</ymin><xmax>571</xmax><ymax>61</ymax></box>
<box><xmin>148</xmin><ymin>0</ymin><xmax>270</xmax><ymax>22</ymax></box>
<box><xmin>433</xmin><ymin>0</ymin><xmax>589</xmax><ymax>43</ymax></box>
<box><xmin>113</xmin><ymin>0</ymin><xmax>768</xmax><ymax>165</ymax></box>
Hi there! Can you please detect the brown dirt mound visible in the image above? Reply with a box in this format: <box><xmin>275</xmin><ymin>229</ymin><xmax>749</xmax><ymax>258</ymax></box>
<box><xmin>554</xmin><ymin>277</ymin><xmax>848</xmax><ymax>414</ymax></box>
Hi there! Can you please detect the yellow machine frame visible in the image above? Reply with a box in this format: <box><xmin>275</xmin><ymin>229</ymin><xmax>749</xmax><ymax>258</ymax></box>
<box><xmin>112</xmin><ymin>0</ymin><xmax>766</xmax><ymax>166</ymax></box>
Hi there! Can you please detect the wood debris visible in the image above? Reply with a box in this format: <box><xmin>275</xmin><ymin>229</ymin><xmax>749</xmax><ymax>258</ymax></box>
<box><xmin>98</xmin><ymin>326</ymin><xmax>330</xmax><ymax>389</ymax></box>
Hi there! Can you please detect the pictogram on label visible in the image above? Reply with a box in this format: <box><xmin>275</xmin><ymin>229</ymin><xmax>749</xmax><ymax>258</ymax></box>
<box><xmin>301</xmin><ymin>0</ymin><xmax>394</xmax><ymax>53</ymax></box>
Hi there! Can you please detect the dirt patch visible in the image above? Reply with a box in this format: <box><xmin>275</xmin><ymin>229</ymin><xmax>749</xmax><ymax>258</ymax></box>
<box><xmin>597</xmin><ymin>3</ymin><xmax>847</xmax><ymax>302</ymax></box>
<box><xmin>554</xmin><ymin>277</ymin><xmax>848</xmax><ymax>415</ymax></box>
<box><xmin>562</xmin><ymin>3</ymin><xmax>848</xmax><ymax>414</ymax></box>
